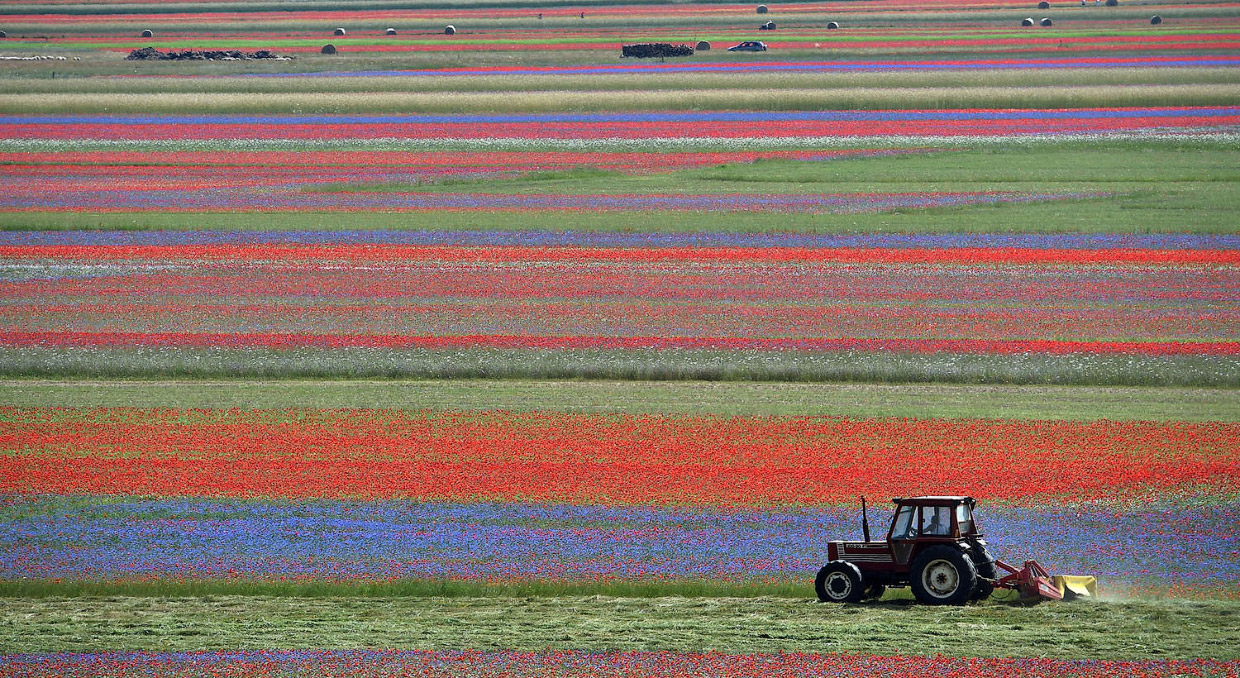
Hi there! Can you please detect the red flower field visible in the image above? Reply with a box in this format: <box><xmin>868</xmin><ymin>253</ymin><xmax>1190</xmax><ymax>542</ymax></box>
<box><xmin>3</xmin><ymin>408</ymin><xmax>1236</xmax><ymax>505</ymax></box>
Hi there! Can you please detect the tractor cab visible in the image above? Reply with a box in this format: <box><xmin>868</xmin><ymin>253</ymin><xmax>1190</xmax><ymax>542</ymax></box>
<box><xmin>886</xmin><ymin>496</ymin><xmax>983</xmax><ymax>567</ymax></box>
<box><xmin>890</xmin><ymin>496</ymin><xmax>980</xmax><ymax>540</ymax></box>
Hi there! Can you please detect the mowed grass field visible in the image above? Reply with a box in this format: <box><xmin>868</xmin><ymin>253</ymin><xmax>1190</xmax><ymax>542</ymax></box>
<box><xmin>7</xmin><ymin>595</ymin><xmax>1240</xmax><ymax>660</ymax></box>
<box><xmin>2</xmin><ymin>0</ymin><xmax>1239</xmax><ymax>673</ymax></box>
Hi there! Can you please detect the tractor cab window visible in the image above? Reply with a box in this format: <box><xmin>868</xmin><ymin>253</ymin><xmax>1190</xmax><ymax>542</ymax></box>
<box><xmin>891</xmin><ymin>504</ymin><xmax>917</xmax><ymax>539</ymax></box>
<box><xmin>922</xmin><ymin>506</ymin><xmax>952</xmax><ymax>536</ymax></box>
<box><xmin>956</xmin><ymin>503</ymin><xmax>975</xmax><ymax>536</ymax></box>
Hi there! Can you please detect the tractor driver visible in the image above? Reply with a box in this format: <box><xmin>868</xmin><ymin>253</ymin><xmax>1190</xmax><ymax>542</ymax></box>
<box><xmin>925</xmin><ymin>506</ymin><xmax>951</xmax><ymax>536</ymax></box>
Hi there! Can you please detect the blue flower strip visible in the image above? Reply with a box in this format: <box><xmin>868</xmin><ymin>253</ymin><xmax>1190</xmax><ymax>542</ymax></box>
<box><xmin>2</xmin><ymin>496</ymin><xmax>1235</xmax><ymax>588</ymax></box>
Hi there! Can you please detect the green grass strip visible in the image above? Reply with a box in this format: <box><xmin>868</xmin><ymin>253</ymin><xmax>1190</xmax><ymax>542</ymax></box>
<box><xmin>1</xmin><ymin>143</ymin><xmax>1236</xmax><ymax>233</ymax></box>
<box><xmin>3</xmin><ymin>593</ymin><xmax>1239</xmax><ymax>659</ymax></box>
<box><xmin>3</xmin><ymin>379</ymin><xmax>1237</xmax><ymax>421</ymax></box>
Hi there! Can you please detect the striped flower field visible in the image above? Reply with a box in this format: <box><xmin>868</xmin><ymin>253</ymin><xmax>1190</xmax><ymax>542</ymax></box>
<box><xmin>1</xmin><ymin>2</ymin><xmax>1237</xmax><ymax>58</ymax></box>
<box><xmin>3</xmin><ymin>407</ymin><xmax>1238</xmax><ymax>596</ymax></box>
<box><xmin>5</xmin><ymin>408</ymin><xmax>1237</xmax><ymax>504</ymax></box>
<box><xmin>0</xmin><ymin>110</ymin><xmax>1233</xmax><ymax>214</ymax></box>
<box><xmin>2</xmin><ymin>0</ymin><xmax>1239</xmax><ymax>674</ymax></box>
<box><xmin>6</xmin><ymin>109</ymin><xmax>1238</xmax><ymax>141</ymax></box>
<box><xmin>6</xmin><ymin>496</ymin><xmax>1238</xmax><ymax>594</ymax></box>
<box><xmin>2</xmin><ymin>230</ymin><xmax>1236</xmax><ymax>384</ymax></box>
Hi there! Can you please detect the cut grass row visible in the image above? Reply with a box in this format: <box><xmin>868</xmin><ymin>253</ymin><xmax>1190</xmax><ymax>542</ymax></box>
<box><xmin>5</xmin><ymin>83</ymin><xmax>1238</xmax><ymax>114</ymax></box>
<box><xmin>4</xmin><ymin>594</ymin><xmax>1239</xmax><ymax>659</ymax></box>
<box><xmin>5</xmin><ymin>379</ymin><xmax>1236</xmax><ymax>421</ymax></box>
<box><xmin>2</xmin><ymin>348</ymin><xmax>1235</xmax><ymax>388</ymax></box>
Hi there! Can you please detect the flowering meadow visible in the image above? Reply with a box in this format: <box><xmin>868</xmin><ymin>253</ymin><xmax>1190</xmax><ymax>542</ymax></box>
<box><xmin>2</xmin><ymin>0</ymin><xmax>1239</xmax><ymax>674</ymax></box>
<box><xmin>9</xmin><ymin>495</ymin><xmax>1239</xmax><ymax>586</ymax></box>
<box><xmin>6</xmin><ymin>109</ymin><xmax>1238</xmax><ymax>142</ymax></box>
<box><xmin>0</xmin><ymin>109</ymin><xmax>1235</xmax><ymax>221</ymax></box>
<box><xmin>5</xmin><ymin>407</ymin><xmax>1237</xmax><ymax>504</ymax></box>
<box><xmin>2</xmin><ymin>406</ymin><xmax>1238</xmax><ymax>602</ymax></box>
<box><xmin>1</xmin><ymin>230</ymin><xmax>1236</xmax><ymax>384</ymax></box>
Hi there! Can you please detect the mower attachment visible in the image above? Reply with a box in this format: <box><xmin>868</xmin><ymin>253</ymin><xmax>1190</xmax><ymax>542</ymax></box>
<box><xmin>993</xmin><ymin>559</ymin><xmax>1063</xmax><ymax>602</ymax></box>
<box><xmin>1053</xmin><ymin>575</ymin><xmax>1098</xmax><ymax>600</ymax></box>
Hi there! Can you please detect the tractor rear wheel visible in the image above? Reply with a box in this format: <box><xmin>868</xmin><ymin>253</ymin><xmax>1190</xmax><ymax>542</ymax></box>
<box><xmin>970</xmin><ymin>543</ymin><xmax>998</xmax><ymax>601</ymax></box>
<box><xmin>972</xmin><ymin>577</ymin><xmax>995</xmax><ymax>601</ymax></box>
<box><xmin>815</xmin><ymin>561</ymin><xmax>866</xmax><ymax>603</ymax></box>
<box><xmin>910</xmin><ymin>546</ymin><xmax>978</xmax><ymax>606</ymax></box>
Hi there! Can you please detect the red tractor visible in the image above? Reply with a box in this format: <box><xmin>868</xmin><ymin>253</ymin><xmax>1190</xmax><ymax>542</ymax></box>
<box><xmin>816</xmin><ymin>496</ymin><xmax>1090</xmax><ymax>605</ymax></box>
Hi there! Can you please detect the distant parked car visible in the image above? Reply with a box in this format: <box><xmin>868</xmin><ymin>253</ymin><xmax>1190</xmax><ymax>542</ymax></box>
<box><xmin>727</xmin><ymin>41</ymin><xmax>767</xmax><ymax>52</ymax></box>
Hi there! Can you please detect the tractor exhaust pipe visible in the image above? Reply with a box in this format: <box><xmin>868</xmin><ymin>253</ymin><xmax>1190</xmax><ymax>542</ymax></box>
<box><xmin>861</xmin><ymin>495</ymin><xmax>871</xmax><ymax>542</ymax></box>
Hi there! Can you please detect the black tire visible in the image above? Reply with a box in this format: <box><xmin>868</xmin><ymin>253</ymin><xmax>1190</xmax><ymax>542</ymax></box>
<box><xmin>970</xmin><ymin>543</ymin><xmax>998</xmax><ymax>601</ymax></box>
<box><xmin>972</xmin><ymin>578</ymin><xmax>995</xmax><ymax>601</ymax></box>
<box><xmin>910</xmin><ymin>545</ymin><xmax>978</xmax><ymax>606</ymax></box>
<box><xmin>815</xmin><ymin>561</ymin><xmax>866</xmax><ymax>603</ymax></box>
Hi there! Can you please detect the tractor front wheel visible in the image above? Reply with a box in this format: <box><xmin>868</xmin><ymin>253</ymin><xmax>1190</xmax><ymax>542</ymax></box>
<box><xmin>815</xmin><ymin>561</ymin><xmax>866</xmax><ymax>603</ymax></box>
<box><xmin>910</xmin><ymin>546</ymin><xmax>978</xmax><ymax>606</ymax></box>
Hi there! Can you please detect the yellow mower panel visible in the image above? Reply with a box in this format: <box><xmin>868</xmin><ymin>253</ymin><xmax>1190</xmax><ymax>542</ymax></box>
<box><xmin>1053</xmin><ymin>575</ymin><xmax>1098</xmax><ymax>599</ymax></box>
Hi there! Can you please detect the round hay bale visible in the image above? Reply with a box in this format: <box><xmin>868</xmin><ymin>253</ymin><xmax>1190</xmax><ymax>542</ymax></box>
<box><xmin>1150</xmin><ymin>14</ymin><xmax>1161</xmax><ymax>24</ymax></box>
<box><xmin>0</xmin><ymin>31</ymin><xmax>6</xmax><ymax>39</ymax></box>
<box><xmin>140</xmin><ymin>29</ymin><xmax>153</xmax><ymax>38</ymax></box>
<box><xmin>320</xmin><ymin>43</ymin><xmax>337</xmax><ymax>54</ymax></box>
<box><xmin>1021</xmin><ymin>17</ymin><xmax>1034</xmax><ymax>26</ymax></box>
<box><xmin>386</xmin><ymin>27</ymin><xmax>397</xmax><ymax>35</ymax></box>
<box><xmin>696</xmin><ymin>40</ymin><xmax>711</xmax><ymax>50</ymax></box>
<box><xmin>1037</xmin><ymin>0</ymin><xmax>1049</xmax><ymax>8</ymax></box>
<box><xmin>1105</xmin><ymin>0</ymin><xmax>1117</xmax><ymax>5</ymax></box>
<box><xmin>444</xmin><ymin>25</ymin><xmax>456</xmax><ymax>35</ymax></box>
<box><xmin>1040</xmin><ymin>17</ymin><xmax>1053</xmax><ymax>26</ymax></box>
<box><xmin>333</xmin><ymin>27</ymin><xmax>346</xmax><ymax>36</ymax></box>
<box><xmin>827</xmin><ymin>21</ymin><xmax>840</xmax><ymax>29</ymax></box>
<box><xmin>765</xmin><ymin>21</ymin><xmax>776</xmax><ymax>30</ymax></box>
<box><xmin>756</xmin><ymin>4</ymin><xmax>768</xmax><ymax>13</ymax></box>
